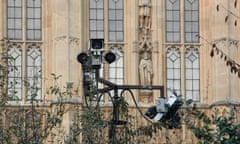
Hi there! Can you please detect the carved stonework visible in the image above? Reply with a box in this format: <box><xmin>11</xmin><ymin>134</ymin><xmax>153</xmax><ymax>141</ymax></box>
<box><xmin>54</xmin><ymin>36</ymin><xmax>67</xmax><ymax>42</ymax></box>
<box><xmin>138</xmin><ymin>29</ymin><xmax>153</xmax><ymax>96</ymax></box>
<box><xmin>138</xmin><ymin>0</ymin><xmax>153</xmax><ymax>97</ymax></box>
<box><xmin>26</xmin><ymin>42</ymin><xmax>42</xmax><ymax>50</ymax></box>
<box><xmin>139</xmin><ymin>0</ymin><xmax>151</xmax><ymax>29</ymax></box>
<box><xmin>214</xmin><ymin>37</ymin><xmax>240</xmax><ymax>48</ymax></box>
<box><xmin>69</xmin><ymin>37</ymin><xmax>80</xmax><ymax>47</ymax></box>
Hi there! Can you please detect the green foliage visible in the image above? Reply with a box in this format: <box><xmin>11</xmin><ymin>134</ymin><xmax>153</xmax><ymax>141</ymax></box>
<box><xmin>184</xmin><ymin>103</ymin><xmax>240</xmax><ymax>144</ymax></box>
<box><xmin>0</xmin><ymin>51</ymin><xmax>73</xmax><ymax>144</ymax></box>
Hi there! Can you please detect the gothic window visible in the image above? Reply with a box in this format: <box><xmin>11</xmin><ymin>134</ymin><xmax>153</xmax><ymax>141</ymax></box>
<box><xmin>6</xmin><ymin>0</ymin><xmax>42</xmax><ymax>101</ymax></box>
<box><xmin>27</xmin><ymin>45</ymin><xmax>42</xmax><ymax>100</ymax></box>
<box><xmin>109</xmin><ymin>47</ymin><xmax>124</xmax><ymax>84</ymax></box>
<box><xmin>108</xmin><ymin>47</ymin><xmax>124</xmax><ymax>99</ymax></box>
<box><xmin>108</xmin><ymin>0</ymin><xmax>123</xmax><ymax>42</ymax></box>
<box><xmin>166</xmin><ymin>0</ymin><xmax>180</xmax><ymax>43</ymax></box>
<box><xmin>88</xmin><ymin>0</ymin><xmax>124</xmax><ymax>93</ymax></box>
<box><xmin>7</xmin><ymin>45</ymin><xmax>22</xmax><ymax>100</ymax></box>
<box><xmin>7</xmin><ymin>0</ymin><xmax>22</xmax><ymax>40</ymax></box>
<box><xmin>26</xmin><ymin>0</ymin><xmax>42</xmax><ymax>40</ymax></box>
<box><xmin>89</xmin><ymin>0</ymin><xmax>104</xmax><ymax>39</ymax></box>
<box><xmin>89</xmin><ymin>0</ymin><xmax>124</xmax><ymax>41</ymax></box>
<box><xmin>185</xmin><ymin>48</ymin><xmax>200</xmax><ymax>101</ymax></box>
<box><xmin>165</xmin><ymin>0</ymin><xmax>200</xmax><ymax>101</ymax></box>
<box><xmin>166</xmin><ymin>47</ymin><xmax>181</xmax><ymax>97</ymax></box>
<box><xmin>184</xmin><ymin>0</ymin><xmax>199</xmax><ymax>43</ymax></box>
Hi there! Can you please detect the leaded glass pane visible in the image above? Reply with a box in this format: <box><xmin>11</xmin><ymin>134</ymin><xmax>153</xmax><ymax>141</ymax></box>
<box><xmin>8</xmin><ymin>8</ymin><xmax>14</xmax><ymax>17</ymax></box>
<box><xmin>96</xmin><ymin>20</ymin><xmax>104</xmax><ymax>30</ymax></box>
<box><xmin>89</xmin><ymin>0</ymin><xmax>96</xmax><ymax>8</ymax></box>
<box><xmin>7</xmin><ymin>45</ymin><xmax>22</xmax><ymax>100</ymax></box>
<box><xmin>27</xmin><ymin>19</ymin><xmax>34</xmax><ymax>29</ymax></box>
<box><xmin>166</xmin><ymin>47</ymin><xmax>181</xmax><ymax>96</ymax></box>
<box><xmin>166</xmin><ymin>11</ymin><xmax>173</xmax><ymax>20</ymax></box>
<box><xmin>27</xmin><ymin>46</ymin><xmax>42</xmax><ymax>100</ymax></box>
<box><xmin>7</xmin><ymin>0</ymin><xmax>22</xmax><ymax>40</ymax></box>
<box><xmin>116</xmin><ymin>10</ymin><xmax>123</xmax><ymax>20</ymax></box>
<box><xmin>15</xmin><ymin>19</ymin><xmax>22</xmax><ymax>29</ymax></box>
<box><xmin>173</xmin><ymin>80</ymin><xmax>181</xmax><ymax>89</ymax></box>
<box><xmin>27</xmin><ymin>0</ymin><xmax>42</xmax><ymax>40</ymax></box>
<box><xmin>8</xmin><ymin>19</ymin><xmax>14</xmax><ymax>28</ymax></box>
<box><xmin>116</xmin><ymin>32</ymin><xmax>123</xmax><ymax>41</ymax></box>
<box><xmin>167</xmin><ymin>69</ymin><xmax>173</xmax><ymax>79</ymax></box>
<box><xmin>8</xmin><ymin>0</ymin><xmax>15</xmax><ymax>6</ymax></box>
<box><xmin>27</xmin><ymin>9</ymin><xmax>34</xmax><ymax>18</ymax></box>
<box><xmin>185</xmin><ymin>0</ymin><xmax>198</xmax><ymax>10</ymax></box>
<box><xmin>185</xmin><ymin>48</ymin><xmax>200</xmax><ymax>101</ymax></box>
<box><xmin>185</xmin><ymin>69</ymin><xmax>192</xmax><ymax>79</ymax></box>
<box><xmin>15</xmin><ymin>8</ymin><xmax>22</xmax><ymax>18</ymax></box>
<box><xmin>108</xmin><ymin>48</ymin><xmax>124</xmax><ymax>100</ymax></box>
<box><xmin>34</xmin><ymin>31</ymin><xmax>41</xmax><ymax>39</ymax></box>
<box><xmin>109</xmin><ymin>10</ymin><xmax>115</xmax><ymax>19</ymax></box>
<box><xmin>89</xmin><ymin>0</ymin><xmax>104</xmax><ymax>39</ymax></box>
<box><xmin>173</xmin><ymin>11</ymin><xmax>180</xmax><ymax>20</ymax></box>
<box><xmin>90</xmin><ymin>21</ymin><xmax>97</xmax><ymax>30</ymax></box>
<box><xmin>109</xmin><ymin>0</ymin><xmax>115</xmax><ymax>9</ymax></box>
<box><xmin>193</xmin><ymin>80</ymin><xmax>199</xmax><ymax>89</ymax></box>
<box><xmin>192</xmin><ymin>22</ymin><xmax>199</xmax><ymax>31</ymax></box>
<box><xmin>185</xmin><ymin>80</ymin><xmax>192</xmax><ymax>89</ymax></box>
<box><xmin>35</xmin><ymin>19</ymin><xmax>41</xmax><ymax>29</ymax></box>
<box><xmin>96</xmin><ymin>32</ymin><xmax>104</xmax><ymax>38</ymax></box>
<box><xmin>174</xmin><ymin>69</ymin><xmax>181</xmax><ymax>78</ymax></box>
<box><xmin>173</xmin><ymin>22</ymin><xmax>180</xmax><ymax>31</ymax></box>
<box><xmin>108</xmin><ymin>0</ymin><xmax>123</xmax><ymax>42</ymax></box>
<box><xmin>166</xmin><ymin>0</ymin><xmax>179</xmax><ymax>10</ymax></box>
<box><xmin>15</xmin><ymin>0</ymin><xmax>22</xmax><ymax>6</ymax></box>
<box><xmin>27</xmin><ymin>0</ymin><xmax>34</xmax><ymax>6</ymax></box>
<box><xmin>166</xmin><ymin>0</ymin><xmax>180</xmax><ymax>43</ymax></box>
<box><xmin>97</xmin><ymin>0</ymin><xmax>104</xmax><ymax>8</ymax></box>
<box><xmin>90</xmin><ymin>10</ymin><xmax>97</xmax><ymax>19</ymax></box>
<box><xmin>27</xmin><ymin>31</ymin><xmax>34</xmax><ymax>39</ymax></box>
<box><xmin>97</xmin><ymin>10</ymin><xmax>104</xmax><ymax>19</ymax></box>
<box><xmin>90</xmin><ymin>32</ymin><xmax>97</xmax><ymax>38</ymax></box>
<box><xmin>34</xmin><ymin>9</ymin><xmax>41</xmax><ymax>18</ymax></box>
<box><xmin>109</xmin><ymin>47</ymin><xmax>124</xmax><ymax>83</ymax></box>
<box><xmin>109</xmin><ymin>21</ymin><xmax>116</xmax><ymax>30</ymax></box>
<box><xmin>116</xmin><ymin>21</ymin><xmax>123</xmax><ymax>30</ymax></box>
<box><xmin>184</xmin><ymin>0</ymin><xmax>199</xmax><ymax>43</ymax></box>
<box><xmin>15</xmin><ymin>30</ymin><xmax>22</xmax><ymax>39</ymax></box>
<box><xmin>193</xmin><ymin>69</ymin><xmax>199</xmax><ymax>78</ymax></box>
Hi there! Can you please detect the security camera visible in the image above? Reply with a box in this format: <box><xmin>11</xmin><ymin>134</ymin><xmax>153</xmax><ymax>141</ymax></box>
<box><xmin>145</xmin><ymin>95</ymin><xmax>183</xmax><ymax>128</ymax></box>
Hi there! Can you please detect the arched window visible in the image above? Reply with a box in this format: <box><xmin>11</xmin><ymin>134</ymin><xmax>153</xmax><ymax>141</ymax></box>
<box><xmin>27</xmin><ymin>45</ymin><xmax>42</xmax><ymax>100</ymax></box>
<box><xmin>166</xmin><ymin>47</ymin><xmax>181</xmax><ymax>96</ymax></box>
<box><xmin>165</xmin><ymin>0</ymin><xmax>200</xmax><ymax>101</ymax></box>
<box><xmin>185</xmin><ymin>48</ymin><xmax>200</xmax><ymax>101</ymax></box>
<box><xmin>7</xmin><ymin>45</ymin><xmax>22</xmax><ymax>100</ymax></box>
<box><xmin>109</xmin><ymin>47</ymin><xmax>124</xmax><ymax>84</ymax></box>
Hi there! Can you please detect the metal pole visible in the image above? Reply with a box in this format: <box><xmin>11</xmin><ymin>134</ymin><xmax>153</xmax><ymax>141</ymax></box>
<box><xmin>109</xmin><ymin>87</ymin><xmax>119</xmax><ymax>142</ymax></box>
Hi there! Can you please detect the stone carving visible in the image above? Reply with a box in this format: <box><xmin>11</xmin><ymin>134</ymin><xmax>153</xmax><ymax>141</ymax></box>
<box><xmin>139</xmin><ymin>29</ymin><xmax>153</xmax><ymax>87</ymax></box>
<box><xmin>139</xmin><ymin>0</ymin><xmax>151</xmax><ymax>29</ymax></box>
<box><xmin>138</xmin><ymin>0</ymin><xmax>153</xmax><ymax>97</ymax></box>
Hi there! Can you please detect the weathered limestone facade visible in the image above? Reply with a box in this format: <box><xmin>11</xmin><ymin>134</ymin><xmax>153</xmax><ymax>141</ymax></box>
<box><xmin>1</xmin><ymin>0</ymin><xmax>240</xmax><ymax>143</ymax></box>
